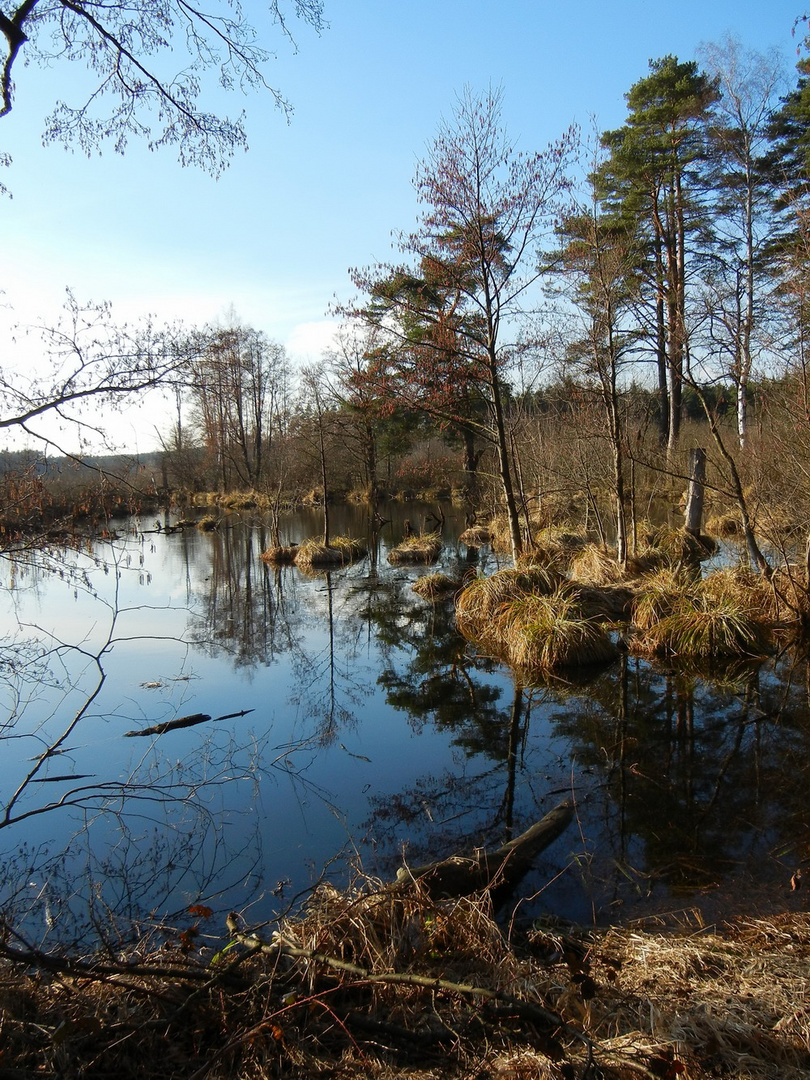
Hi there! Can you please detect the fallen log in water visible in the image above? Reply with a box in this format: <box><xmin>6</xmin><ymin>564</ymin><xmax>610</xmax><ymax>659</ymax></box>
<box><xmin>123</xmin><ymin>709</ymin><xmax>254</xmax><ymax>738</ymax></box>
<box><xmin>393</xmin><ymin>799</ymin><xmax>574</xmax><ymax>899</ymax></box>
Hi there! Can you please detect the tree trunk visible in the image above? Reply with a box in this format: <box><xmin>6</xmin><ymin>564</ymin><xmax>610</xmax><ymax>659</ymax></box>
<box><xmin>488</xmin><ymin>355</ymin><xmax>523</xmax><ymax>563</ymax></box>
<box><xmin>684</xmin><ymin>447</ymin><xmax>707</xmax><ymax>536</ymax></box>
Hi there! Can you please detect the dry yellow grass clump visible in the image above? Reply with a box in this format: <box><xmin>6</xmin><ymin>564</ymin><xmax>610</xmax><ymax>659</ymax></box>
<box><xmin>631</xmin><ymin>567</ymin><xmax>700</xmax><ymax>631</ymax></box>
<box><xmin>640</xmin><ymin>522</ymin><xmax>718</xmax><ymax>562</ymax></box>
<box><xmin>260</xmin><ymin>543</ymin><xmax>298</xmax><ymax>564</ymax></box>
<box><xmin>459</xmin><ymin>524</ymin><xmax>493</xmax><ymax>547</ymax></box>
<box><xmin>568</xmin><ymin>530</ymin><xmax>716</xmax><ymax>591</ymax></box>
<box><xmin>517</xmin><ymin>528</ymin><xmax>591</xmax><ymax>574</ymax></box>
<box><xmin>706</xmin><ymin>509</ymin><xmax>742</xmax><ymax>538</ymax></box>
<box><xmin>456</xmin><ymin>566</ymin><xmax>565</xmax><ymax>623</ymax></box>
<box><xmin>411</xmin><ymin>571</ymin><xmax>463</xmax><ymax>600</ymax></box>
<box><xmin>387</xmin><ymin>533</ymin><xmax>442</xmax><ymax>564</ymax></box>
<box><xmin>294</xmin><ymin>536</ymin><xmax>367</xmax><ymax>569</ymax></box>
<box><xmin>631</xmin><ymin>567</ymin><xmax>772</xmax><ymax>661</ymax></box>
<box><xmin>499</xmin><ymin>590</ymin><xmax>619</xmax><ymax>670</ymax></box>
<box><xmin>456</xmin><ymin>569</ymin><xmax>617</xmax><ymax>673</ymax></box>
<box><xmin>569</xmin><ymin>543</ymin><xmax>631</xmax><ymax>586</ymax></box>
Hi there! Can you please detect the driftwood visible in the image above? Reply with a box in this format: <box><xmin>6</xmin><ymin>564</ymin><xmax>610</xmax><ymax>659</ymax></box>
<box><xmin>393</xmin><ymin>799</ymin><xmax>574</xmax><ymax>899</ymax></box>
<box><xmin>123</xmin><ymin>709</ymin><xmax>254</xmax><ymax>738</ymax></box>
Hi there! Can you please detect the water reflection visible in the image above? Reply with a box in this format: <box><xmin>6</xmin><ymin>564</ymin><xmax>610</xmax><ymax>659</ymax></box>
<box><xmin>2</xmin><ymin>507</ymin><xmax>810</xmax><ymax>948</ymax></box>
<box><xmin>547</xmin><ymin>652</ymin><xmax>810</xmax><ymax>919</ymax></box>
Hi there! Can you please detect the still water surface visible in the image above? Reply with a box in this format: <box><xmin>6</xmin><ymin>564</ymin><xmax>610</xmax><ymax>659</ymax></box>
<box><xmin>2</xmin><ymin>502</ymin><xmax>810</xmax><ymax>946</ymax></box>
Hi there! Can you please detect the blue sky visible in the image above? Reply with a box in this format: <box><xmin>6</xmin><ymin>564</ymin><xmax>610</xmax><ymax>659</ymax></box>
<box><xmin>1</xmin><ymin>0</ymin><xmax>803</xmax><ymax>451</ymax></box>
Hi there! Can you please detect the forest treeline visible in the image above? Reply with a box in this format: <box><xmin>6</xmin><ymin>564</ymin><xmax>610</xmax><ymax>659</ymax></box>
<box><xmin>6</xmin><ymin>40</ymin><xmax>810</xmax><ymax>565</ymax></box>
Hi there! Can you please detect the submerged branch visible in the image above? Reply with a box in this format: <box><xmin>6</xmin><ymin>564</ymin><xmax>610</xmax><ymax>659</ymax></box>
<box><xmin>123</xmin><ymin>709</ymin><xmax>254</xmax><ymax>737</ymax></box>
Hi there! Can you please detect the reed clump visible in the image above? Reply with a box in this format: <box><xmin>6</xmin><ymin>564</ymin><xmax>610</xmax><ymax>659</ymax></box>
<box><xmin>456</xmin><ymin>566</ymin><xmax>565</xmax><ymax>624</ymax></box>
<box><xmin>631</xmin><ymin>568</ymin><xmax>701</xmax><ymax>631</ymax></box>
<box><xmin>705</xmin><ymin>509</ymin><xmax>742</xmax><ymax>538</ymax></box>
<box><xmin>187</xmin><ymin>490</ymin><xmax>274</xmax><ymax>511</ymax></box>
<box><xmin>639</xmin><ymin>523</ymin><xmax>719</xmax><ymax>562</ymax></box>
<box><xmin>499</xmin><ymin>590</ymin><xmax>619</xmax><ymax>671</ymax></box>
<box><xmin>520</xmin><ymin>528</ymin><xmax>590</xmax><ymax>573</ymax></box>
<box><xmin>260</xmin><ymin>543</ymin><xmax>298</xmax><ymax>564</ymax></box>
<box><xmin>387</xmin><ymin>533</ymin><xmax>442</xmax><ymax>564</ymax></box>
<box><xmin>459</xmin><ymin>557</ymin><xmax>784</xmax><ymax>672</ymax></box>
<box><xmin>569</xmin><ymin>543</ymin><xmax>630</xmax><ymax>585</ymax></box>
<box><xmin>489</xmin><ymin>508</ymin><xmax>579</xmax><ymax>555</ymax></box>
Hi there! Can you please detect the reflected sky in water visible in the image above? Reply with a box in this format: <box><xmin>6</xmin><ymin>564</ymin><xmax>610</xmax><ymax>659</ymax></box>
<box><xmin>2</xmin><ymin>503</ymin><xmax>810</xmax><ymax>947</ymax></box>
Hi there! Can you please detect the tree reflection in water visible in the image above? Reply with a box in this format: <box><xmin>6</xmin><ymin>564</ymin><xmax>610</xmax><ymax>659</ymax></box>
<box><xmin>4</xmin><ymin>510</ymin><xmax>810</xmax><ymax>947</ymax></box>
<box><xmin>362</xmin><ymin>556</ymin><xmax>810</xmax><ymax>922</ymax></box>
<box><xmin>550</xmin><ymin>651</ymin><xmax>810</xmax><ymax>920</ymax></box>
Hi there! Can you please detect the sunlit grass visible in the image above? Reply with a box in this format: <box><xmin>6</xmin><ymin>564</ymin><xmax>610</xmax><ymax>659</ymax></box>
<box><xmin>456</xmin><ymin>571</ymin><xmax>617</xmax><ymax>672</ymax></box>
<box><xmin>294</xmin><ymin>536</ymin><xmax>367</xmax><ymax>569</ymax></box>
<box><xmin>412</xmin><ymin>572</ymin><xmax>463</xmax><ymax>600</ymax></box>
<box><xmin>498</xmin><ymin>590</ymin><xmax>619</xmax><ymax>671</ymax></box>
<box><xmin>456</xmin><ymin>566</ymin><xmax>565</xmax><ymax>625</ymax></box>
<box><xmin>631</xmin><ymin>568</ymin><xmax>700</xmax><ymax>631</ymax></box>
<box><xmin>387</xmin><ymin>534</ymin><xmax>442</xmax><ymax>564</ymax></box>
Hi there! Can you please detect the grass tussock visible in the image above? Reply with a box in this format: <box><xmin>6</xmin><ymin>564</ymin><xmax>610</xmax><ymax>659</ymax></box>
<box><xmin>187</xmin><ymin>490</ymin><xmax>274</xmax><ymax>511</ymax></box>
<box><xmin>196</xmin><ymin>514</ymin><xmax>220</xmax><ymax>532</ymax></box>
<box><xmin>4</xmin><ymin>888</ymin><xmax>809</xmax><ymax>1078</ymax></box>
<box><xmin>634</xmin><ymin>603</ymin><xmax>768</xmax><ymax>661</ymax></box>
<box><xmin>489</xmin><ymin>510</ymin><xmax>581</xmax><ymax>555</ymax></box>
<box><xmin>706</xmin><ymin>509</ymin><xmax>742</xmax><ymax>538</ymax></box>
<box><xmin>631</xmin><ymin>568</ymin><xmax>701</xmax><ymax>631</ymax></box>
<box><xmin>640</xmin><ymin>523</ymin><xmax>718</xmax><ymax>562</ymax></box>
<box><xmin>518</xmin><ymin>528</ymin><xmax>590</xmax><ymax>573</ymax></box>
<box><xmin>701</xmin><ymin>565</ymin><xmax>773</xmax><ymax>612</ymax></box>
<box><xmin>564</xmin><ymin>531</ymin><xmax>715</xmax><ymax>589</ymax></box>
<box><xmin>455</xmin><ymin>566</ymin><xmax>565</xmax><ymax>626</ymax></box>
<box><xmin>488</xmin><ymin>513</ymin><xmax>521</xmax><ymax>553</ymax></box>
<box><xmin>387</xmin><ymin>533</ymin><xmax>442</xmax><ymax>564</ymax></box>
<box><xmin>221</xmin><ymin>492</ymin><xmax>258</xmax><ymax>510</ymax></box>
<box><xmin>569</xmin><ymin>543</ymin><xmax>629</xmax><ymax>585</ymax></box>
<box><xmin>499</xmin><ymin>590</ymin><xmax>619</xmax><ymax>671</ymax></box>
<box><xmin>631</xmin><ymin>566</ymin><xmax>781</xmax><ymax>661</ymax></box>
<box><xmin>411</xmin><ymin>572</ymin><xmax>463</xmax><ymax>600</ymax></box>
<box><xmin>457</xmin><ymin>571</ymin><xmax>617</xmax><ymax>673</ymax></box>
<box><xmin>294</xmin><ymin>536</ymin><xmax>367</xmax><ymax>569</ymax></box>
<box><xmin>260</xmin><ymin>544</ymin><xmax>298</xmax><ymax>564</ymax></box>
<box><xmin>572</xmin><ymin>583</ymin><xmax>635</xmax><ymax>621</ymax></box>
<box><xmin>459</xmin><ymin>524</ymin><xmax>492</xmax><ymax>547</ymax></box>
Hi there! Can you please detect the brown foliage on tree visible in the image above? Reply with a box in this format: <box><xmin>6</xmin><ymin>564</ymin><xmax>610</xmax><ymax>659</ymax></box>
<box><xmin>345</xmin><ymin>87</ymin><xmax>576</xmax><ymax>562</ymax></box>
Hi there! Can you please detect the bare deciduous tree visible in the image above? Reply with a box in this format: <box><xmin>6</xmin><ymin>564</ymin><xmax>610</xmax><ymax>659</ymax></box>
<box><xmin>0</xmin><ymin>0</ymin><xmax>325</xmax><ymax>173</ymax></box>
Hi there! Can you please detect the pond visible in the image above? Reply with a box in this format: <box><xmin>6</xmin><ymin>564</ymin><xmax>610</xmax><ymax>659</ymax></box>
<box><xmin>2</xmin><ymin>501</ymin><xmax>810</xmax><ymax>949</ymax></box>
